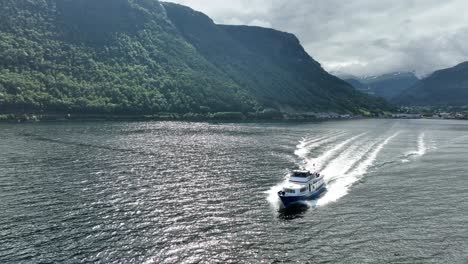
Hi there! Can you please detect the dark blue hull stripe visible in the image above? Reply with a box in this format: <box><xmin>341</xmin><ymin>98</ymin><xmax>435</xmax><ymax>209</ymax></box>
<box><xmin>279</xmin><ymin>186</ymin><xmax>327</xmax><ymax>207</ymax></box>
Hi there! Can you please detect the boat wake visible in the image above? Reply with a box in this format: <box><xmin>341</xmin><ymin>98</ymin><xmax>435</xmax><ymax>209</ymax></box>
<box><xmin>266</xmin><ymin>181</ymin><xmax>287</xmax><ymax>210</ymax></box>
<box><xmin>316</xmin><ymin>132</ymin><xmax>400</xmax><ymax>206</ymax></box>
<box><xmin>305</xmin><ymin>132</ymin><xmax>367</xmax><ymax>172</ymax></box>
<box><xmin>402</xmin><ymin>132</ymin><xmax>427</xmax><ymax>162</ymax></box>
<box><xmin>267</xmin><ymin>131</ymin><xmax>401</xmax><ymax>209</ymax></box>
<box><xmin>294</xmin><ymin>132</ymin><xmax>346</xmax><ymax>159</ymax></box>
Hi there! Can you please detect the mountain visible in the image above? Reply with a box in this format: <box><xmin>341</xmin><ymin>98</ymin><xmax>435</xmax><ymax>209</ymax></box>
<box><xmin>395</xmin><ymin>62</ymin><xmax>468</xmax><ymax>106</ymax></box>
<box><xmin>0</xmin><ymin>0</ymin><xmax>391</xmax><ymax>117</ymax></box>
<box><xmin>343</xmin><ymin>78</ymin><xmax>371</xmax><ymax>94</ymax></box>
<box><xmin>341</xmin><ymin>72</ymin><xmax>419</xmax><ymax>100</ymax></box>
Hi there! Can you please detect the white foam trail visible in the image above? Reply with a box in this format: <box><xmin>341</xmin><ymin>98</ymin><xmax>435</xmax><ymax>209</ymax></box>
<box><xmin>350</xmin><ymin>132</ymin><xmax>400</xmax><ymax>176</ymax></box>
<box><xmin>266</xmin><ymin>181</ymin><xmax>285</xmax><ymax>210</ymax></box>
<box><xmin>267</xmin><ymin>131</ymin><xmax>400</xmax><ymax>210</ymax></box>
<box><xmin>405</xmin><ymin>132</ymin><xmax>426</xmax><ymax>158</ymax></box>
<box><xmin>306</xmin><ymin>132</ymin><xmax>367</xmax><ymax>171</ymax></box>
<box><xmin>294</xmin><ymin>132</ymin><xmax>346</xmax><ymax>159</ymax></box>
<box><xmin>321</xmin><ymin>138</ymin><xmax>373</xmax><ymax>182</ymax></box>
<box><xmin>417</xmin><ymin>133</ymin><xmax>426</xmax><ymax>156</ymax></box>
<box><xmin>316</xmin><ymin>131</ymin><xmax>400</xmax><ymax>206</ymax></box>
<box><xmin>267</xmin><ymin>131</ymin><xmax>336</xmax><ymax>208</ymax></box>
<box><xmin>295</xmin><ymin>136</ymin><xmax>323</xmax><ymax>159</ymax></box>
<box><xmin>267</xmin><ymin>132</ymin><xmax>348</xmax><ymax>208</ymax></box>
<box><xmin>295</xmin><ymin>135</ymin><xmax>337</xmax><ymax>159</ymax></box>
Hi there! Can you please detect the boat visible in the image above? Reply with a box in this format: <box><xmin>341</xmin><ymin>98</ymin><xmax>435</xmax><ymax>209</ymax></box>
<box><xmin>277</xmin><ymin>170</ymin><xmax>326</xmax><ymax>207</ymax></box>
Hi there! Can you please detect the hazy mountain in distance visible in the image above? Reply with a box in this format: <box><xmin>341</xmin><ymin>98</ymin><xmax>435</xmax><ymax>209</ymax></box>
<box><xmin>395</xmin><ymin>62</ymin><xmax>468</xmax><ymax>106</ymax></box>
<box><xmin>331</xmin><ymin>71</ymin><xmax>360</xmax><ymax>80</ymax></box>
<box><xmin>338</xmin><ymin>72</ymin><xmax>420</xmax><ymax>100</ymax></box>
<box><xmin>342</xmin><ymin>78</ymin><xmax>372</xmax><ymax>95</ymax></box>
<box><xmin>0</xmin><ymin>0</ymin><xmax>391</xmax><ymax>116</ymax></box>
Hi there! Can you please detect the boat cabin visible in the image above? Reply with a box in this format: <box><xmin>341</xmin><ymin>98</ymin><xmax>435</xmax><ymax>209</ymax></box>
<box><xmin>278</xmin><ymin>170</ymin><xmax>325</xmax><ymax>197</ymax></box>
<box><xmin>289</xmin><ymin>170</ymin><xmax>321</xmax><ymax>183</ymax></box>
<box><xmin>291</xmin><ymin>170</ymin><xmax>312</xmax><ymax>178</ymax></box>
<box><xmin>277</xmin><ymin>169</ymin><xmax>327</xmax><ymax>204</ymax></box>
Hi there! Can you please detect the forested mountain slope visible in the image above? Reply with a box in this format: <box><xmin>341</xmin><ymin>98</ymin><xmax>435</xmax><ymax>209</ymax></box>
<box><xmin>0</xmin><ymin>0</ymin><xmax>391</xmax><ymax>116</ymax></box>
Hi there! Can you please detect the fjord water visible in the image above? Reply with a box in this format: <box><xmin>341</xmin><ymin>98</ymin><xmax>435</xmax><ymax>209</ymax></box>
<box><xmin>1</xmin><ymin>119</ymin><xmax>467</xmax><ymax>263</ymax></box>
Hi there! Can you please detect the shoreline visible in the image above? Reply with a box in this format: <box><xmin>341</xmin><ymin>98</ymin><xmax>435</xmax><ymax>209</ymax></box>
<box><xmin>1</xmin><ymin>112</ymin><xmax>466</xmax><ymax>124</ymax></box>
<box><xmin>0</xmin><ymin>112</ymin><xmax>366</xmax><ymax>124</ymax></box>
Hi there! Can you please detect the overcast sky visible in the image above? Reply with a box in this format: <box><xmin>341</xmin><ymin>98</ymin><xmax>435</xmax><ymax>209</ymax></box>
<box><xmin>165</xmin><ymin>0</ymin><xmax>468</xmax><ymax>77</ymax></box>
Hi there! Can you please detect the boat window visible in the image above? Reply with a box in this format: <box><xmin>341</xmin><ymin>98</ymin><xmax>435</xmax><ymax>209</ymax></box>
<box><xmin>292</xmin><ymin>171</ymin><xmax>310</xmax><ymax>178</ymax></box>
<box><xmin>300</xmin><ymin>187</ymin><xmax>307</xmax><ymax>192</ymax></box>
<box><xmin>284</xmin><ymin>188</ymin><xmax>296</xmax><ymax>194</ymax></box>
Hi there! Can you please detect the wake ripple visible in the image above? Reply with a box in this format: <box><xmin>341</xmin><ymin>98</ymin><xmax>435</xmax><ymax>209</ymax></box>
<box><xmin>306</xmin><ymin>132</ymin><xmax>367</xmax><ymax>171</ymax></box>
<box><xmin>268</xmin><ymin>131</ymin><xmax>400</xmax><ymax>209</ymax></box>
<box><xmin>316</xmin><ymin>131</ymin><xmax>400</xmax><ymax>206</ymax></box>
<box><xmin>294</xmin><ymin>132</ymin><xmax>346</xmax><ymax>159</ymax></box>
<box><xmin>403</xmin><ymin>132</ymin><xmax>427</xmax><ymax>162</ymax></box>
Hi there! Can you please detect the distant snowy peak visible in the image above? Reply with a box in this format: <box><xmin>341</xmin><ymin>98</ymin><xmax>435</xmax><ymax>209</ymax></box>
<box><xmin>329</xmin><ymin>71</ymin><xmax>359</xmax><ymax>80</ymax></box>
<box><xmin>361</xmin><ymin>72</ymin><xmax>419</xmax><ymax>81</ymax></box>
<box><xmin>339</xmin><ymin>72</ymin><xmax>420</xmax><ymax>100</ymax></box>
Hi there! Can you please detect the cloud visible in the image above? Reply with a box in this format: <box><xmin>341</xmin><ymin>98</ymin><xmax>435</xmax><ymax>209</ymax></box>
<box><xmin>247</xmin><ymin>19</ymin><xmax>271</xmax><ymax>28</ymax></box>
<box><xmin>164</xmin><ymin>0</ymin><xmax>468</xmax><ymax>77</ymax></box>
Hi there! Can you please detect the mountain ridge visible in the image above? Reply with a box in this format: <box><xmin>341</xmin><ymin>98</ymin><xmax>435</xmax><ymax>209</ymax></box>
<box><xmin>340</xmin><ymin>72</ymin><xmax>419</xmax><ymax>100</ymax></box>
<box><xmin>394</xmin><ymin>61</ymin><xmax>468</xmax><ymax>106</ymax></box>
<box><xmin>163</xmin><ymin>2</ymin><xmax>390</xmax><ymax>113</ymax></box>
<box><xmin>0</xmin><ymin>0</ymin><xmax>392</xmax><ymax>117</ymax></box>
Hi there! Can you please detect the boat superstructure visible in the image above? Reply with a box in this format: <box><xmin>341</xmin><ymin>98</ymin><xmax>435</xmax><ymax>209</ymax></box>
<box><xmin>277</xmin><ymin>170</ymin><xmax>326</xmax><ymax>207</ymax></box>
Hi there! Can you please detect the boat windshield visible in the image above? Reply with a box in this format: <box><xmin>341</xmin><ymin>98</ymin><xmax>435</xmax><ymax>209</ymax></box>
<box><xmin>292</xmin><ymin>171</ymin><xmax>310</xmax><ymax>177</ymax></box>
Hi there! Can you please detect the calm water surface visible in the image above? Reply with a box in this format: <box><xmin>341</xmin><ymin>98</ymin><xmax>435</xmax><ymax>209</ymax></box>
<box><xmin>1</xmin><ymin>119</ymin><xmax>467</xmax><ymax>263</ymax></box>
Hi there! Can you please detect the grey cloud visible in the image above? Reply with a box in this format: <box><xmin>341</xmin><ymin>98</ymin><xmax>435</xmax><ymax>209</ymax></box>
<box><xmin>165</xmin><ymin>0</ymin><xmax>468</xmax><ymax>77</ymax></box>
<box><xmin>372</xmin><ymin>39</ymin><xmax>391</xmax><ymax>49</ymax></box>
